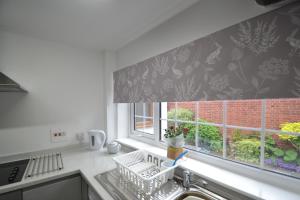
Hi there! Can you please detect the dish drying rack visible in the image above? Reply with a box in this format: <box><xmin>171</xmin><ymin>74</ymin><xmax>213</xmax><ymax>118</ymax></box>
<box><xmin>113</xmin><ymin>150</ymin><xmax>178</xmax><ymax>194</ymax></box>
<box><xmin>24</xmin><ymin>152</ymin><xmax>64</xmax><ymax>178</ymax></box>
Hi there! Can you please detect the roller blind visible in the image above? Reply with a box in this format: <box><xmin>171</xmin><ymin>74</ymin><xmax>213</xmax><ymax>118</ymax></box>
<box><xmin>114</xmin><ymin>2</ymin><xmax>300</xmax><ymax>103</ymax></box>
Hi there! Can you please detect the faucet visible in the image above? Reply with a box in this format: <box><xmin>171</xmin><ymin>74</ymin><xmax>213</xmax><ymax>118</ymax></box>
<box><xmin>182</xmin><ymin>170</ymin><xmax>208</xmax><ymax>189</ymax></box>
<box><xmin>182</xmin><ymin>170</ymin><xmax>191</xmax><ymax>188</ymax></box>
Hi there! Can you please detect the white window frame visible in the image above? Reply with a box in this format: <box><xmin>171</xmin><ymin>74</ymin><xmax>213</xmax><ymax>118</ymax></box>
<box><xmin>130</xmin><ymin>103</ymin><xmax>162</xmax><ymax>145</ymax></box>
<box><xmin>129</xmin><ymin>100</ymin><xmax>300</xmax><ymax>181</ymax></box>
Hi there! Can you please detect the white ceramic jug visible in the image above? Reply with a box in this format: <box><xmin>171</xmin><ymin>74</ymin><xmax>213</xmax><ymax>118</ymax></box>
<box><xmin>88</xmin><ymin>130</ymin><xmax>106</xmax><ymax>150</ymax></box>
<box><xmin>107</xmin><ymin>142</ymin><xmax>121</xmax><ymax>154</ymax></box>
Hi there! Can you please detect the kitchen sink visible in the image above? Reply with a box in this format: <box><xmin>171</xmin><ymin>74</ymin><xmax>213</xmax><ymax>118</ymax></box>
<box><xmin>95</xmin><ymin>169</ymin><xmax>184</xmax><ymax>200</ymax></box>
<box><xmin>95</xmin><ymin>169</ymin><xmax>228</xmax><ymax>200</ymax></box>
<box><xmin>173</xmin><ymin>184</ymin><xmax>227</xmax><ymax>200</ymax></box>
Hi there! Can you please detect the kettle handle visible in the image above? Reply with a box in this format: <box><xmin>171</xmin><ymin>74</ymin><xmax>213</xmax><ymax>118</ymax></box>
<box><xmin>98</xmin><ymin>131</ymin><xmax>106</xmax><ymax>149</ymax></box>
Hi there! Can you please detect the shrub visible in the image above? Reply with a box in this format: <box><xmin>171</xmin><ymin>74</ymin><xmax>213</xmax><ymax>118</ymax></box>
<box><xmin>279</xmin><ymin>122</ymin><xmax>300</xmax><ymax>152</ymax></box>
<box><xmin>232</xmin><ymin>129</ymin><xmax>242</xmax><ymax>142</ymax></box>
<box><xmin>198</xmin><ymin>121</ymin><xmax>222</xmax><ymax>141</ymax></box>
<box><xmin>279</xmin><ymin>122</ymin><xmax>300</xmax><ymax>141</ymax></box>
<box><xmin>167</xmin><ymin>108</ymin><xmax>194</xmax><ymax>121</ymax></box>
<box><xmin>284</xmin><ymin>149</ymin><xmax>298</xmax><ymax>162</ymax></box>
<box><xmin>235</xmin><ymin>139</ymin><xmax>260</xmax><ymax>164</ymax></box>
<box><xmin>167</xmin><ymin>108</ymin><xmax>222</xmax><ymax>152</ymax></box>
<box><xmin>181</xmin><ymin>120</ymin><xmax>223</xmax><ymax>152</ymax></box>
<box><xmin>179</xmin><ymin>121</ymin><xmax>221</xmax><ymax>141</ymax></box>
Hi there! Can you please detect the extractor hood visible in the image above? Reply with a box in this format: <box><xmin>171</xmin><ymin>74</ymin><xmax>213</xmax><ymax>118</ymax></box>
<box><xmin>0</xmin><ymin>72</ymin><xmax>27</xmax><ymax>92</ymax></box>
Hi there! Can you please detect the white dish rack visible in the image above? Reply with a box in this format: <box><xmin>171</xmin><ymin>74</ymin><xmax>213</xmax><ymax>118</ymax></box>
<box><xmin>113</xmin><ymin>150</ymin><xmax>178</xmax><ymax>194</ymax></box>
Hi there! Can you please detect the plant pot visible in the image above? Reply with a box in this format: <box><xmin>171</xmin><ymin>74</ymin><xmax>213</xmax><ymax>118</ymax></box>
<box><xmin>165</xmin><ymin>134</ymin><xmax>185</xmax><ymax>148</ymax></box>
<box><xmin>167</xmin><ymin>146</ymin><xmax>184</xmax><ymax>160</ymax></box>
<box><xmin>165</xmin><ymin>134</ymin><xmax>185</xmax><ymax>160</ymax></box>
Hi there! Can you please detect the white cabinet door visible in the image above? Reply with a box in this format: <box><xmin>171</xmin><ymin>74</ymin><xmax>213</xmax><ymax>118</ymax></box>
<box><xmin>23</xmin><ymin>176</ymin><xmax>81</xmax><ymax>200</ymax></box>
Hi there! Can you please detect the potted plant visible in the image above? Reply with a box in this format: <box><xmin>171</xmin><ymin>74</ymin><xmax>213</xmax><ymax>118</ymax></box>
<box><xmin>164</xmin><ymin>125</ymin><xmax>189</xmax><ymax>159</ymax></box>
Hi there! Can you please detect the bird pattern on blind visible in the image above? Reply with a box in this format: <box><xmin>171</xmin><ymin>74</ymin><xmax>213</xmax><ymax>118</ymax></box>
<box><xmin>114</xmin><ymin>2</ymin><xmax>300</xmax><ymax>103</ymax></box>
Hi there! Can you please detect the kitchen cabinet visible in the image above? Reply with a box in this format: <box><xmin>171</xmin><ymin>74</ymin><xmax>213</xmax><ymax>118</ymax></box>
<box><xmin>0</xmin><ymin>174</ymin><xmax>103</xmax><ymax>200</ymax></box>
<box><xmin>0</xmin><ymin>190</ymin><xmax>22</xmax><ymax>200</ymax></box>
<box><xmin>23</xmin><ymin>175</ymin><xmax>82</xmax><ymax>200</ymax></box>
<box><xmin>88</xmin><ymin>186</ymin><xmax>103</xmax><ymax>200</ymax></box>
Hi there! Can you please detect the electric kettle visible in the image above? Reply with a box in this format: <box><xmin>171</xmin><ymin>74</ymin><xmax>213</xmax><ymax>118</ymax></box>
<box><xmin>88</xmin><ymin>130</ymin><xmax>106</xmax><ymax>150</ymax></box>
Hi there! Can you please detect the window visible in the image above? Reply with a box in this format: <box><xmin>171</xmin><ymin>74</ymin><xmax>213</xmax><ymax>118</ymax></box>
<box><xmin>131</xmin><ymin>98</ymin><xmax>300</xmax><ymax>178</ymax></box>
<box><xmin>133</xmin><ymin>103</ymin><xmax>155</xmax><ymax>135</ymax></box>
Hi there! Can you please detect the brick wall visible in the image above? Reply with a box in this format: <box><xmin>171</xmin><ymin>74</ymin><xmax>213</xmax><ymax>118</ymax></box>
<box><xmin>168</xmin><ymin>98</ymin><xmax>300</xmax><ymax>131</ymax></box>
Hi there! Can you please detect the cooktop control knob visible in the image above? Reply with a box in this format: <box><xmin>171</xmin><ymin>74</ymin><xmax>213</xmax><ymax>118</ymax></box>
<box><xmin>13</xmin><ymin>167</ymin><xmax>19</xmax><ymax>171</ymax></box>
<box><xmin>10</xmin><ymin>167</ymin><xmax>19</xmax><ymax>176</ymax></box>
<box><xmin>8</xmin><ymin>175</ymin><xmax>15</xmax><ymax>182</ymax></box>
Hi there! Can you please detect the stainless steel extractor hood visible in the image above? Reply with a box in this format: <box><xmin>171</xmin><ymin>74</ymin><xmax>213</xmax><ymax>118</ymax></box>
<box><xmin>0</xmin><ymin>72</ymin><xmax>27</xmax><ymax>92</ymax></box>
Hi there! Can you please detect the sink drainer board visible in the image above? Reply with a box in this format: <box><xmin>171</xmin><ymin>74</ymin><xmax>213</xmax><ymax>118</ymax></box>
<box><xmin>95</xmin><ymin>168</ymin><xmax>184</xmax><ymax>200</ymax></box>
<box><xmin>113</xmin><ymin>150</ymin><xmax>178</xmax><ymax>194</ymax></box>
<box><xmin>24</xmin><ymin>152</ymin><xmax>64</xmax><ymax>178</ymax></box>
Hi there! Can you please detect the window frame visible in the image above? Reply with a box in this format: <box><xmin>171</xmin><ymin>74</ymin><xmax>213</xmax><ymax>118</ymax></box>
<box><xmin>130</xmin><ymin>103</ymin><xmax>162</xmax><ymax>145</ymax></box>
<box><xmin>129</xmin><ymin>100</ymin><xmax>300</xmax><ymax>180</ymax></box>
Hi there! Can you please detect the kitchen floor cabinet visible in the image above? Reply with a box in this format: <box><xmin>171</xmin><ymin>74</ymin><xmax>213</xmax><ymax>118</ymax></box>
<box><xmin>0</xmin><ymin>174</ymin><xmax>102</xmax><ymax>200</ymax></box>
<box><xmin>0</xmin><ymin>190</ymin><xmax>22</xmax><ymax>200</ymax></box>
<box><xmin>23</xmin><ymin>175</ymin><xmax>82</xmax><ymax>200</ymax></box>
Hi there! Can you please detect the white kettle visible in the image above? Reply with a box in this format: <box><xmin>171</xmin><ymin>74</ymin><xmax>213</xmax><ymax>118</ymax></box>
<box><xmin>88</xmin><ymin>130</ymin><xmax>106</xmax><ymax>150</ymax></box>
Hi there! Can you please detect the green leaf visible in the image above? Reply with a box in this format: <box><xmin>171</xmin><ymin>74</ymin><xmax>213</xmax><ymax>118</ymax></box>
<box><xmin>266</xmin><ymin>137</ymin><xmax>275</xmax><ymax>145</ymax></box>
<box><xmin>273</xmin><ymin>148</ymin><xmax>284</xmax><ymax>157</ymax></box>
<box><xmin>283</xmin><ymin>149</ymin><xmax>298</xmax><ymax>162</ymax></box>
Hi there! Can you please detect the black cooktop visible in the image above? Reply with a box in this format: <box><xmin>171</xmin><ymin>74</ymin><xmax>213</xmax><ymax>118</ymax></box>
<box><xmin>0</xmin><ymin>159</ymin><xmax>29</xmax><ymax>186</ymax></box>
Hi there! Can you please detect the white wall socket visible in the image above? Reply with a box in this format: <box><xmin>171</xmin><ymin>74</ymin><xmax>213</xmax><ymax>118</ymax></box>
<box><xmin>50</xmin><ymin>129</ymin><xmax>68</xmax><ymax>143</ymax></box>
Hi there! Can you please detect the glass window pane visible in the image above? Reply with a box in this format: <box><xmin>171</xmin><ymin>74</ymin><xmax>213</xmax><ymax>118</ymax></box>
<box><xmin>227</xmin><ymin>100</ymin><xmax>262</xmax><ymax>128</ymax></box>
<box><xmin>198</xmin><ymin>101</ymin><xmax>223</xmax><ymax>124</ymax></box>
<box><xmin>134</xmin><ymin>117</ymin><xmax>144</xmax><ymax>132</ymax></box>
<box><xmin>134</xmin><ymin>117</ymin><xmax>154</xmax><ymax>135</ymax></box>
<box><xmin>196</xmin><ymin>124</ymin><xmax>223</xmax><ymax>156</ymax></box>
<box><xmin>165</xmin><ymin>102</ymin><xmax>176</xmax><ymax>120</ymax></box>
<box><xmin>176</xmin><ymin>102</ymin><xmax>196</xmax><ymax>121</ymax></box>
<box><xmin>135</xmin><ymin>103</ymin><xmax>143</xmax><ymax>116</ymax></box>
<box><xmin>144</xmin><ymin>103</ymin><xmax>154</xmax><ymax>118</ymax></box>
<box><xmin>161</xmin><ymin>102</ymin><xmax>195</xmax><ymax>121</ymax></box>
<box><xmin>227</xmin><ymin>128</ymin><xmax>261</xmax><ymax>166</ymax></box>
<box><xmin>134</xmin><ymin>103</ymin><xmax>154</xmax><ymax>117</ymax></box>
<box><xmin>265</xmin><ymin>132</ymin><xmax>300</xmax><ymax>177</ymax></box>
<box><xmin>179</xmin><ymin>122</ymin><xmax>196</xmax><ymax>150</ymax></box>
<box><xmin>161</xmin><ymin>120</ymin><xmax>175</xmax><ymax>141</ymax></box>
<box><xmin>134</xmin><ymin>103</ymin><xmax>154</xmax><ymax>135</ymax></box>
<box><xmin>144</xmin><ymin>118</ymin><xmax>154</xmax><ymax>134</ymax></box>
<box><xmin>266</xmin><ymin>98</ymin><xmax>300</xmax><ymax>131</ymax></box>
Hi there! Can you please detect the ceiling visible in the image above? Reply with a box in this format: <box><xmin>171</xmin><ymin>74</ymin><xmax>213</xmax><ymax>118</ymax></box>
<box><xmin>0</xmin><ymin>0</ymin><xmax>198</xmax><ymax>50</ymax></box>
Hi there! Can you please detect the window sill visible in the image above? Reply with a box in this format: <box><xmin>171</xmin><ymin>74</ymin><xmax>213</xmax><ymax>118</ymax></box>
<box><xmin>116</xmin><ymin>138</ymin><xmax>300</xmax><ymax>200</ymax></box>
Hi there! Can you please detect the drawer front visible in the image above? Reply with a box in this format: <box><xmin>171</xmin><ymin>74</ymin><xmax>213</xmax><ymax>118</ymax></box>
<box><xmin>0</xmin><ymin>190</ymin><xmax>22</xmax><ymax>200</ymax></box>
<box><xmin>23</xmin><ymin>176</ymin><xmax>82</xmax><ymax>200</ymax></box>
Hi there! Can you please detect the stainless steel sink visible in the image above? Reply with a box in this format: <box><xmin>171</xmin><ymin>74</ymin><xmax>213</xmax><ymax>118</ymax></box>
<box><xmin>95</xmin><ymin>169</ymin><xmax>227</xmax><ymax>200</ymax></box>
<box><xmin>173</xmin><ymin>184</ymin><xmax>227</xmax><ymax>200</ymax></box>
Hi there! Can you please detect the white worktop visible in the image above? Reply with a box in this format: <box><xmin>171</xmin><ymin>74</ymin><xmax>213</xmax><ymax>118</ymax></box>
<box><xmin>117</xmin><ymin>138</ymin><xmax>300</xmax><ymax>200</ymax></box>
<box><xmin>1</xmin><ymin>140</ymin><xmax>300</xmax><ymax>200</ymax></box>
<box><xmin>0</xmin><ymin>145</ymin><xmax>121</xmax><ymax>200</ymax></box>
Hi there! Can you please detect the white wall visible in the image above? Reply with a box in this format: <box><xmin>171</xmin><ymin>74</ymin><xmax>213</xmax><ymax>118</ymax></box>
<box><xmin>103</xmin><ymin>51</ymin><xmax>117</xmax><ymax>143</ymax></box>
<box><xmin>116</xmin><ymin>0</ymin><xmax>280</xmax><ymax>68</ymax></box>
<box><xmin>0</xmin><ymin>31</ymin><xmax>105</xmax><ymax>156</ymax></box>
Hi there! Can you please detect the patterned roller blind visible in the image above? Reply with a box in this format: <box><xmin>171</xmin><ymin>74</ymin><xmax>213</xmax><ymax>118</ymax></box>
<box><xmin>114</xmin><ymin>2</ymin><xmax>300</xmax><ymax>103</ymax></box>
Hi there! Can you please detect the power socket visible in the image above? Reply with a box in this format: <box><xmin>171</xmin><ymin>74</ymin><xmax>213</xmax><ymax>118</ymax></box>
<box><xmin>50</xmin><ymin>129</ymin><xmax>68</xmax><ymax>143</ymax></box>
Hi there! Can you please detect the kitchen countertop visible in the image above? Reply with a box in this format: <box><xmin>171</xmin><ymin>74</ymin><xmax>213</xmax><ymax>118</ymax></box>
<box><xmin>116</xmin><ymin>138</ymin><xmax>300</xmax><ymax>200</ymax></box>
<box><xmin>0</xmin><ymin>145</ymin><xmax>122</xmax><ymax>200</ymax></box>
<box><xmin>1</xmin><ymin>141</ymin><xmax>300</xmax><ymax>200</ymax></box>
